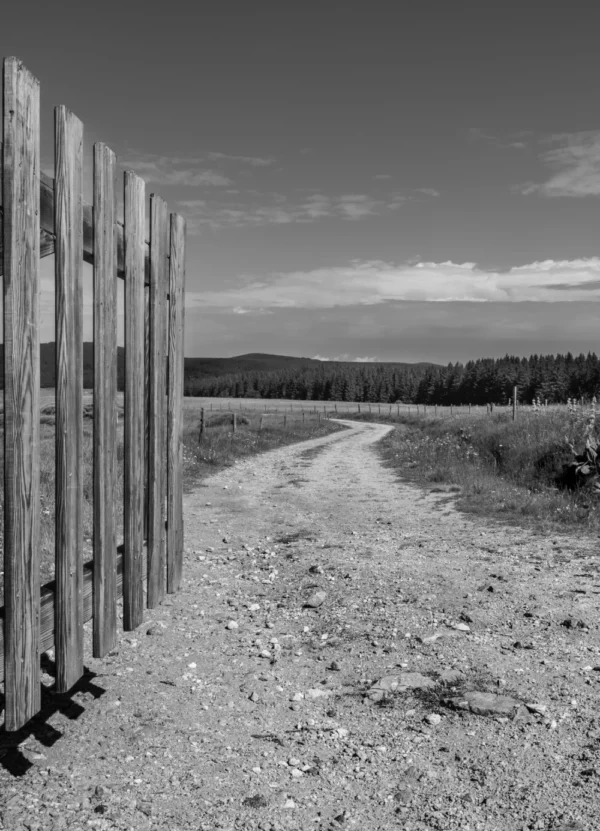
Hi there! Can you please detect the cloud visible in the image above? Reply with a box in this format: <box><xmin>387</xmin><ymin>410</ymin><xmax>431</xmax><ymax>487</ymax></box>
<box><xmin>337</xmin><ymin>194</ymin><xmax>380</xmax><ymax>220</ymax></box>
<box><xmin>374</xmin><ymin>173</ymin><xmax>392</xmax><ymax>180</ymax></box>
<box><xmin>232</xmin><ymin>306</ymin><xmax>272</xmax><ymax>315</ymax></box>
<box><xmin>467</xmin><ymin>127</ymin><xmax>498</xmax><ymax>143</ymax></box>
<box><xmin>521</xmin><ymin>131</ymin><xmax>600</xmax><ymax>197</ymax></box>
<box><xmin>124</xmin><ymin>154</ymin><xmax>232</xmax><ymax>187</ymax></box>
<box><xmin>466</xmin><ymin>128</ymin><xmax>531</xmax><ymax>151</ymax></box>
<box><xmin>207</xmin><ymin>151</ymin><xmax>275</xmax><ymax>167</ymax></box>
<box><xmin>185</xmin><ymin>257</ymin><xmax>600</xmax><ymax>310</ymax></box>
<box><xmin>415</xmin><ymin>188</ymin><xmax>440</xmax><ymax>197</ymax></box>
<box><xmin>179</xmin><ymin>192</ymin><xmax>381</xmax><ymax>231</ymax></box>
<box><xmin>312</xmin><ymin>354</ymin><xmax>380</xmax><ymax>362</ymax></box>
<box><xmin>178</xmin><ymin>188</ymin><xmax>437</xmax><ymax>233</ymax></box>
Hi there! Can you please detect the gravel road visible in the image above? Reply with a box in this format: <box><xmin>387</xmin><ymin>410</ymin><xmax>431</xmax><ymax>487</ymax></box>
<box><xmin>2</xmin><ymin>419</ymin><xmax>599</xmax><ymax>831</ymax></box>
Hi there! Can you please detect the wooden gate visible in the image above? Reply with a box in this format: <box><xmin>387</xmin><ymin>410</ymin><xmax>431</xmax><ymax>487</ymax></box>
<box><xmin>0</xmin><ymin>56</ymin><xmax>186</xmax><ymax>731</ymax></box>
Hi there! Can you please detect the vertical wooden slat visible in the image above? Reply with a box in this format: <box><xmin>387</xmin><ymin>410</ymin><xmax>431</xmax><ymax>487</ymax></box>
<box><xmin>54</xmin><ymin>104</ymin><xmax>84</xmax><ymax>692</ymax></box>
<box><xmin>123</xmin><ymin>171</ymin><xmax>145</xmax><ymax>630</ymax></box>
<box><xmin>144</xmin><ymin>285</ymin><xmax>150</xmax><ymax>543</ymax></box>
<box><xmin>167</xmin><ymin>213</ymin><xmax>185</xmax><ymax>594</ymax></box>
<box><xmin>3</xmin><ymin>57</ymin><xmax>41</xmax><ymax>731</ymax></box>
<box><xmin>92</xmin><ymin>143</ymin><xmax>117</xmax><ymax>658</ymax></box>
<box><xmin>147</xmin><ymin>195</ymin><xmax>168</xmax><ymax>607</ymax></box>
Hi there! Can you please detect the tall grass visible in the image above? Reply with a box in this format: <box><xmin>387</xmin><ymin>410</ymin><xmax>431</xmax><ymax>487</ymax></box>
<box><xmin>343</xmin><ymin>404</ymin><xmax>600</xmax><ymax>534</ymax></box>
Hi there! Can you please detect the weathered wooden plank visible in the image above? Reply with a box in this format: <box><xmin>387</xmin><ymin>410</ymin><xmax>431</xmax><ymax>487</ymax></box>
<box><xmin>54</xmin><ymin>105</ymin><xmax>84</xmax><ymax>693</ymax></box>
<box><xmin>0</xmin><ymin>141</ymin><xmax>155</xmax><ymax>283</ymax></box>
<box><xmin>2</xmin><ymin>56</ymin><xmax>42</xmax><ymax>731</ymax></box>
<box><xmin>92</xmin><ymin>143</ymin><xmax>118</xmax><ymax>658</ymax></box>
<box><xmin>0</xmin><ymin>542</ymin><xmax>150</xmax><ymax>682</ymax></box>
<box><xmin>167</xmin><ymin>213</ymin><xmax>186</xmax><ymax>594</ymax></box>
<box><xmin>144</xmin><ymin>286</ymin><xmax>150</xmax><ymax>542</ymax></box>
<box><xmin>123</xmin><ymin>171</ymin><xmax>146</xmax><ymax>630</ymax></box>
<box><xmin>147</xmin><ymin>195</ymin><xmax>168</xmax><ymax>607</ymax></box>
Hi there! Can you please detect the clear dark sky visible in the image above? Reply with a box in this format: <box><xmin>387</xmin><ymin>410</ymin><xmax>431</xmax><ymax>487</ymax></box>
<box><xmin>3</xmin><ymin>1</ymin><xmax>600</xmax><ymax>362</ymax></box>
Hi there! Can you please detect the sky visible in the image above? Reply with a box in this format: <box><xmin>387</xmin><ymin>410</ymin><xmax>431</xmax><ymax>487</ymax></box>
<box><xmin>2</xmin><ymin>0</ymin><xmax>600</xmax><ymax>364</ymax></box>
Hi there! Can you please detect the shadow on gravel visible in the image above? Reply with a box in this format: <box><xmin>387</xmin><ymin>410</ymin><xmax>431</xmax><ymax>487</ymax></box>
<box><xmin>0</xmin><ymin>657</ymin><xmax>105</xmax><ymax>777</ymax></box>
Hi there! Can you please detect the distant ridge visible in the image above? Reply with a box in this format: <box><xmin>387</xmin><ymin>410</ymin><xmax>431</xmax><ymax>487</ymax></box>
<box><xmin>0</xmin><ymin>347</ymin><xmax>441</xmax><ymax>389</ymax></box>
<box><xmin>184</xmin><ymin>352</ymin><xmax>441</xmax><ymax>377</ymax></box>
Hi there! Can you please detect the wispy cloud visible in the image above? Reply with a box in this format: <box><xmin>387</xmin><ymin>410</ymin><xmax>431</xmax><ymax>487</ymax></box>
<box><xmin>207</xmin><ymin>151</ymin><xmax>275</xmax><ymax>167</ymax></box>
<box><xmin>466</xmin><ymin>128</ymin><xmax>532</xmax><ymax>150</ymax></box>
<box><xmin>521</xmin><ymin>131</ymin><xmax>600</xmax><ymax>197</ymax></box>
<box><xmin>121</xmin><ymin>148</ymin><xmax>276</xmax><ymax>188</ymax></box>
<box><xmin>313</xmin><ymin>354</ymin><xmax>380</xmax><ymax>362</ymax></box>
<box><xmin>179</xmin><ymin>188</ymin><xmax>437</xmax><ymax>232</ymax></box>
<box><xmin>374</xmin><ymin>173</ymin><xmax>392</xmax><ymax>180</ymax></box>
<box><xmin>124</xmin><ymin>154</ymin><xmax>232</xmax><ymax>187</ymax></box>
<box><xmin>186</xmin><ymin>257</ymin><xmax>600</xmax><ymax>310</ymax></box>
<box><xmin>180</xmin><ymin>193</ymin><xmax>381</xmax><ymax>231</ymax></box>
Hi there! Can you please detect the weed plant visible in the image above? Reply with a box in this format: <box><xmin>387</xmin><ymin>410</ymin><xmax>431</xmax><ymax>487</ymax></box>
<box><xmin>342</xmin><ymin>403</ymin><xmax>600</xmax><ymax>534</ymax></box>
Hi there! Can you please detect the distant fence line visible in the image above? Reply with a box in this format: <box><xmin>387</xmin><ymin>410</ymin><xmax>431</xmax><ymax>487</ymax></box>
<box><xmin>189</xmin><ymin>394</ymin><xmax>591</xmax><ymax>421</ymax></box>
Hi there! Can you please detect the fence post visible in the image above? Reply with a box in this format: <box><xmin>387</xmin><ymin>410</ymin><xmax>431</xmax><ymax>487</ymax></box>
<box><xmin>302</xmin><ymin>410</ymin><xmax>305</xmax><ymax>424</ymax></box>
<box><xmin>259</xmin><ymin>414</ymin><xmax>264</xmax><ymax>431</ymax></box>
<box><xmin>55</xmin><ymin>104</ymin><xmax>85</xmax><ymax>689</ymax></box>
<box><xmin>167</xmin><ymin>213</ymin><xmax>186</xmax><ymax>595</ymax></box>
<box><xmin>2</xmin><ymin>57</ymin><xmax>42</xmax><ymax>729</ymax></box>
<box><xmin>512</xmin><ymin>385</ymin><xmax>517</xmax><ymax>421</ymax></box>
<box><xmin>93</xmin><ymin>142</ymin><xmax>119</xmax><ymax>651</ymax></box>
<box><xmin>198</xmin><ymin>407</ymin><xmax>205</xmax><ymax>441</ymax></box>
<box><xmin>123</xmin><ymin>170</ymin><xmax>146</xmax><ymax>630</ymax></box>
<box><xmin>146</xmin><ymin>192</ymin><xmax>169</xmax><ymax>611</ymax></box>
<box><xmin>232</xmin><ymin>412</ymin><xmax>236</xmax><ymax>433</ymax></box>
<box><xmin>283</xmin><ymin>414</ymin><xmax>287</xmax><ymax>428</ymax></box>
<box><xmin>358</xmin><ymin>403</ymin><xmax>361</xmax><ymax>413</ymax></box>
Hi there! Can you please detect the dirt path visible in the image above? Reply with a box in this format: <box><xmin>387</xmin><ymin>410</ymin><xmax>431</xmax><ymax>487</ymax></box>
<box><xmin>2</xmin><ymin>420</ymin><xmax>600</xmax><ymax>831</ymax></box>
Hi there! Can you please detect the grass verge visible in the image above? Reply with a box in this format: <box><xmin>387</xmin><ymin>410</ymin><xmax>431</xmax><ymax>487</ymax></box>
<box><xmin>339</xmin><ymin>408</ymin><xmax>600</xmax><ymax>535</ymax></box>
<box><xmin>182</xmin><ymin>406</ymin><xmax>345</xmax><ymax>491</ymax></box>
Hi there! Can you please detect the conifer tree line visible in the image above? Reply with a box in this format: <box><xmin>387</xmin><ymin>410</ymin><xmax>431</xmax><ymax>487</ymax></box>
<box><xmin>185</xmin><ymin>352</ymin><xmax>600</xmax><ymax>405</ymax></box>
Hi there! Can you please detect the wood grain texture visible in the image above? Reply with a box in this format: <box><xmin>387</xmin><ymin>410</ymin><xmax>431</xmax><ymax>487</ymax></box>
<box><xmin>144</xmin><ymin>286</ymin><xmax>150</xmax><ymax>543</ymax></box>
<box><xmin>0</xmin><ymin>543</ymin><xmax>149</xmax><ymax>682</ymax></box>
<box><xmin>123</xmin><ymin>171</ymin><xmax>146</xmax><ymax>630</ymax></box>
<box><xmin>0</xmin><ymin>141</ymin><xmax>155</xmax><ymax>284</ymax></box>
<box><xmin>147</xmin><ymin>195</ymin><xmax>168</xmax><ymax>607</ymax></box>
<box><xmin>2</xmin><ymin>56</ymin><xmax>42</xmax><ymax>731</ymax></box>
<box><xmin>167</xmin><ymin>213</ymin><xmax>185</xmax><ymax>594</ymax></box>
<box><xmin>92</xmin><ymin>143</ymin><xmax>118</xmax><ymax>658</ymax></box>
<box><xmin>54</xmin><ymin>105</ymin><xmax>84</xmax><ymax>693</ymax></box>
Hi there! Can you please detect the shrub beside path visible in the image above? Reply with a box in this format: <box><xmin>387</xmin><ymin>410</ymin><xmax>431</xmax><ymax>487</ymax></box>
<box><xmin>2</xmin><ymin>420</ymin><xmax>599</xmax><ymax>831</ymax></box>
